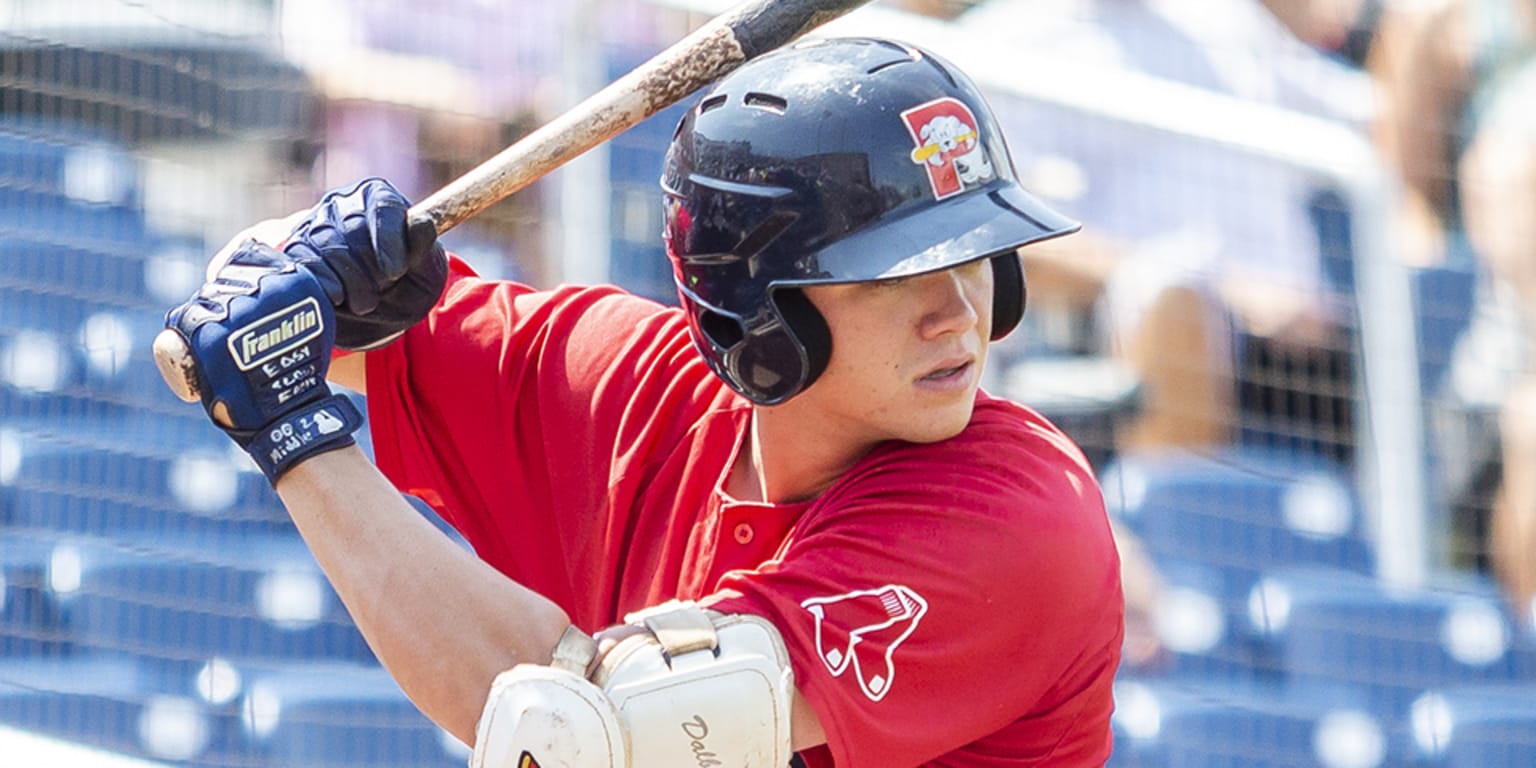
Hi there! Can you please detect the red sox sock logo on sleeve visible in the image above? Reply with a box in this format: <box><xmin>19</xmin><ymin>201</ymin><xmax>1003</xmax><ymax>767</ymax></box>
<box><xmin>801</xmin><ymin>585</ymin><xmax>928</xmax><ymax>702</ymax></box>
<box><xmin>902</xmin><ymin>97</ymin><xmax>996</xmax><ymax>200</ymax></box>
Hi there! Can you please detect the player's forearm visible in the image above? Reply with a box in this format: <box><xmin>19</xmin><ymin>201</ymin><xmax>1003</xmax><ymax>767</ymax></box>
<box><xmin>326</xmin><ymin>349</ymin><xmax>368</xmax><ymax>394</ymax></box>
<box><xmin>275</xmin><ymin>446</ymin><xmax>570</xmax><ymax>745</ymax></box>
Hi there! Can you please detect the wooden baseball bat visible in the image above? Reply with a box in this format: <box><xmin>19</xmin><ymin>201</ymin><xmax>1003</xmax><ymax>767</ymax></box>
<box><xmin>154</xmin><ymin>0</ymin><xmax>873</xmax><ymax>404</ymax></box>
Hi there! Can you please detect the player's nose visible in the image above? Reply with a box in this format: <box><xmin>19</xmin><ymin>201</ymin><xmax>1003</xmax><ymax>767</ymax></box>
<box><xmin>914</xmin><ymin>267</ymin><xmax>981</xmax><ymax>339</ymax></box>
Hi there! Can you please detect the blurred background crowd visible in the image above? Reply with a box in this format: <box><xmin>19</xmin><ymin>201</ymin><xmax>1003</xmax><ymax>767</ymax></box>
<box><xmin>1</xmin><ymin>0</ymin><xmax>1535</xmax><ymax>765</ymax></box>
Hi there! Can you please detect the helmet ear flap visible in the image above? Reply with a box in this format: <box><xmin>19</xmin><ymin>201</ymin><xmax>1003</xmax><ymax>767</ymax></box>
<box><xmin>989</xmin><ymin>252</ymin><xmax>1027</xmax><ymax>340</ymax></box>
<box><xmin>681</xmin><ymin>287</ymin><xmax>830</xmax><ymax>405</ymax></box>
<box><xmin>771</xmin><ymin>288</ymin><xmax>831</xmax><ymax>393</ymax></box>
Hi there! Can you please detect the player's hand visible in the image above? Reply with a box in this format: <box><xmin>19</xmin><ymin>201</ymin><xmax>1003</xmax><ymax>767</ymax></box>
<box><xmin>164</xmin><ymin>241</ymin><xmax>363</xmax><ymax>485</ymax></box>
<box><xmin>282</xmin><ymin>177</ymin><xmax>447</xmax><ymax>350</ymax></box>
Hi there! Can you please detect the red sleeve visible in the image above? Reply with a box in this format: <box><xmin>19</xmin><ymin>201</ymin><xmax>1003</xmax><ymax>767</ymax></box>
<box><xmin>706</xmin><ymin>402</ymin><xmax>1123</xmax><ymax>766</ymax></box>
<box><xmin>362</xmin><ymin>256</ymin><xmax>718</xmax><ymax>617</ymax></box>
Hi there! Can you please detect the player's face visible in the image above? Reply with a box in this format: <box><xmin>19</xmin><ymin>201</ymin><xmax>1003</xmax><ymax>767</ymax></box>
<box><xmin>797</xmin><ymin>258</ymin><xmax>994</xmax><ymax>445</ymax></box>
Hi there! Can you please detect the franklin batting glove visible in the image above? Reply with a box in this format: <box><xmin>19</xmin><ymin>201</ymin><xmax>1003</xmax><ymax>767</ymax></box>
<box><xmin>164</xmin><ymin>241</ymin><xmax>363</xmax><ymax>485</ymax></box>
<box><xmin>283</xmin><ymin>177</ymin><xmax>448</xmax><ymax>350</ymax></box>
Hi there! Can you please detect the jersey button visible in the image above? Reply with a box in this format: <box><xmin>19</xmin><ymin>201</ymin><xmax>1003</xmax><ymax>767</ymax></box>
<box><xmin>733</xmin><ymin>522</ymin><xmax>754</xmax><ymax>544</ymax></box>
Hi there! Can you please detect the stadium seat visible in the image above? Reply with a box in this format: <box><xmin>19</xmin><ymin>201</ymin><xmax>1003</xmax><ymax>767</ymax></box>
<box><xmin>1136</xmin><ymin>556</ymin><xmax>1264</xmax><ymax>681</ymax></box>
<box><xmin>5</xmin><ymin>462</ymin><xmax>284</xmax><ymax>539</ymax></box>
<box><xmin>58</xmin><ymin>531</ymin><xmax>374</xmax><ymax>671</ymax></box>
<box><xmin>0</xmin><ymin>300</ymin><xmax>172</xmax><ymax>425</ymax></box>
<box><xmin>240</xmin><ymin>661</ymin><xmax>468</xmax><ymax>767</ymax></box>
<box><xmin>1111</xmin><ymin>675</ymin><xmax>1386</xmax><ymax>768</ymax></box>
<box><xmin>0</xmin><ymin>532</ymin><xmax>67</xmax><ymax>658</ymax></box>
<box><xmin>0</xmin><ymin>327</ymin><xmax>81</xmax><ymax>406</ymax></box>
<box><xmin>0</xmin><ymin>188</ymin><xmax>148</xmax><ymax>254</ymax></box>
<box><xmin>0</xmin><ymin>129</ymin><xmax>159</xmax><ymax>425</ymax></box>
<box><xmin>0</xmin><ymin>287</ymin><xmax>97</xmax><ymax>341</ymax></box>
<box><xmin>1408</xmin><ymin>683</ymin><xmax>1536</xmax><ymax>767</ymax></box>
<box><xmin>1248</xmin><ymin>565</ymin><xmax>1536</xmax><ymax>721</ymax></box>
<box><xmin>0</xmin><ymin>302</ymin><xmax>167</xmax><ymax>419</ymax></box>
<box><xmin>0</xmin><ymin>240</ymin><xmax>151</xmax><ymax>314</ymax></box>
<box><xmin>0</xmin><ymin>654</ymin><xmax>242</xmax><ymax>764</ymax></box>
<box><xmin>1101</xmin><ymin>446</ymin><xmax>1373</xmax><ymax>590</ymax></box>
<box><xmin>73</xmin><ymin>306</ymin><xmax>199</xmax><ymax>411</ymax></box>
<box><xmin>0</xmin><ymin>371</ymin><xmax>137</xmax><ymax>425</ymax></box>
<box><xmin>1</xmin><ymin>413</ymin><xmax>290</xmax><ymax>538</ymax></box>
<box><xmin>0</xmin><ymin>117</ymin><xmax>139</xmax><ymax>206</ymax></box>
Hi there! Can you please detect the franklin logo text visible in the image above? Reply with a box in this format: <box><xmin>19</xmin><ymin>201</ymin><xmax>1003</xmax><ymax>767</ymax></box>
<box><xmin>228</xmin><ymin>297</ymin><xmax>324</xmax><ymax>372</ymax></box>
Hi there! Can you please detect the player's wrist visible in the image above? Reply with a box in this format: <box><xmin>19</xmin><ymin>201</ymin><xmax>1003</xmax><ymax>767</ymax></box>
<box><xmin>235</xmin><ymin>392</ymin><xmax>364</xmax><ymax>485</ymax></box>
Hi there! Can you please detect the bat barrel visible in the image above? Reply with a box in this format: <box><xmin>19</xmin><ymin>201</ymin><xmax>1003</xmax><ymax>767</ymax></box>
<box><xmin>411</xmin><ymin>0</ymin><xmax>872</xmax><ymax>235</ymax></box>
<box><xmin>723</xmin><ymin>0</ymin><xmax>870</xmax><ymax>58</ymax></box>
<box><xmin>160</xmin><ymin>0</ymin><xmax>874</xmax><ymax>403</ymax></box>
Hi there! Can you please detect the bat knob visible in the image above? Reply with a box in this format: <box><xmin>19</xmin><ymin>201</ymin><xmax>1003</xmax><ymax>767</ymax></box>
<box><xmin>153</xmin><ymin>328</ymin><xmax>203</xmax><ymax>404</ymax></box>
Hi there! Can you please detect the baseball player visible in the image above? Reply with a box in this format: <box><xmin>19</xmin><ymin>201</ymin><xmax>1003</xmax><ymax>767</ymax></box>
<box><xmin>164</xmin><ymin>37</ymin><xmax>1123</xmax><ymax>766</ymax></box>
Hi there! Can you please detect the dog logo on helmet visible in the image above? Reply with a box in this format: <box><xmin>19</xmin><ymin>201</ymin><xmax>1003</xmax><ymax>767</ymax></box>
<box><xmin>902</xmin><ymin>97</ymin><xmax>996</xmax><ymax>200</ymax></box>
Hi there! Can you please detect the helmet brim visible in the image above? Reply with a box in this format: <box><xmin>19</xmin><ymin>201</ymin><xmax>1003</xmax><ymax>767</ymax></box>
<box><xmin>787</xmin><ymin>182</ymin><xmax>1081</xmax><ymax>286</ymax></box>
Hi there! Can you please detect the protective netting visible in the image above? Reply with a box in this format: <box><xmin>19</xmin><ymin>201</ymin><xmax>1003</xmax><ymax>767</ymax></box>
<box><xmin>1</xmin><ymin>1</ymin><xmax>1533</xmax><ymax>766</ymax></box>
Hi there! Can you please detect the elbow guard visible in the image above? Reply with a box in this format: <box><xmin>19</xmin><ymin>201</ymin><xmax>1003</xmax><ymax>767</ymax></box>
<box><xmin>470</xmin><ymin>601</ymin><xmax>794</xmax><ymax>768</ymax></box>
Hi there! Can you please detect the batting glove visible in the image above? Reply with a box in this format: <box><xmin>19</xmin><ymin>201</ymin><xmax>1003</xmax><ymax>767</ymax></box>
<box><xmin>165</xmin><ymin>241</ymin><xmax>363</xmax><ymax>485</ymax></box>
<box><xmin>282</xmin><ymin>177</ymin><xmax>448</xmax><ymax>350</ymax></box>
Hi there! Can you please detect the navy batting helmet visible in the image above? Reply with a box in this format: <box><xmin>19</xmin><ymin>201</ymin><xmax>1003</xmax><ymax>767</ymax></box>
<box><xmin>662</xmin><ymin>37</ymin><xmax>1079</xmax><ymax>404</ymax></box>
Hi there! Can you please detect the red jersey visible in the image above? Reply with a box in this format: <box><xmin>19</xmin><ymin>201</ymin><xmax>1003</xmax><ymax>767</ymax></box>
<box><xmin>364</xmin><ymin>258</ymin><xmax>1123</xmax><ymax>766</ymax></box>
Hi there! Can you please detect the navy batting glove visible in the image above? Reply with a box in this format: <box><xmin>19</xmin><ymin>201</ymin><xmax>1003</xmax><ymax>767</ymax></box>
<box><xmin>165</xmin><ymin>241</ymin><xmax>363</xmax><ymax>485</ymax></box>
<box><xmin>283</xmin><ymin>177</ymin><xmax>448</xmax><ymax>350</ymax></box>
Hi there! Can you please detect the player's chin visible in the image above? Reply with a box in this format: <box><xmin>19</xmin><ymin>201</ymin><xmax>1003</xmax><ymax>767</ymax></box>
<box><xmin>893</xmin><ymin>401</ymin><xmax>976</xmax><ymax>444</ymax></box>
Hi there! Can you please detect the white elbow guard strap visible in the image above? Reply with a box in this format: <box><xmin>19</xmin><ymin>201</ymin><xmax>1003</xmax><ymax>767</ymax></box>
<box><xmin>470</xmin><ymin>601</ymin><xmax>794</xmax><ymax>768</ymax></box>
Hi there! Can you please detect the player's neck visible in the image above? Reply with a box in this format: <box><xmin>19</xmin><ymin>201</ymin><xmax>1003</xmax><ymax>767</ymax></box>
<box><xmin>727</xmin><ymin>407</ymin><xmax>876</xmax><ymax>504</ymax></box>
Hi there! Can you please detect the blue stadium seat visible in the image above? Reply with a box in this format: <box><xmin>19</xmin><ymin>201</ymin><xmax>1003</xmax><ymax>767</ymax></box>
<box><xmin>0</xmin><ymin>286</ymin><xmax>98</xmax><ymax>339</ymax></box>
<box><xmin>241</xmin><ymin>662</ymin><xmax>467</xmax><ymax>767</ymax></box>
<box><xmin>0</xmin><ymin>188</ymin><xmax>148</xmax><ymax>253</ymax></box>
<box><xmin>5</xmin><ymin>460</ymin><xmax>284</xmax><ymax>539</ymax></box>
<box><xmin>1</xmin><ymin>413</ymin><xmax>290</xmax><ymax>538</ymax></box>
<box><xmin>0</xmin><ymin>118</ymin><xmax>139</xmax><ymax>206</ymax></box>
<box><xmin>0</xmin><ymin>371</ymin><xmax>141</xmax><ymax>425</ymax></box>
<box><xmin>1249</xmin><ymin>566</ymin><xmax>1536</xmax><ymax>722</ymax></box>
<box><xmin>0</xmin><ymin>240</ymin><xmax>151</xmax><ymax>313</ymax></box>
<box><xmin>0</xmin><ymin>532</ymin><xmax>68</xmax><ymax>658</ymax></box>
<box><xmin>0</xmin><ymin>183</ymin><xmax>156</xmax><ymax>413</ymax></box>
<box><xmin>1111</xmin><ymin>675</ymin><xmax>1386</xmax><ymax>768</ymax></box>
<box><xmin>1101</xmin><ymin>446</ymin><xmax>1373</xmax><ymax>594</ymax></box>
<box><xmin>58</xmin><ymin>531</ymin><xmax>373</xmax><ymax>670</ymax></box>
<box><xmin>1408</xmin><ymin>683</ymin><xmax>1536</xmax><ymax>767</ymax></box>
<box><xmin>1122</xmin><ymin>556</ymin><xmax>1262</xmax><ymax>681</ymax></box>
<box><xmin>0</xmin><ymin>123</ymin><xmax>75</xmax><ymax>192</ymax></box>
<box><xmin>0</xmin><ymin>654</ymin><xmax>243</xmax><ymax>764</ymax></box>
<box><xmin>0</xmin><ymin>307</ymin><xmax>177</xmax><ymax>423</ymax></box>
<box><xmin>0</xmin><ymin>326</ymin><xmax>82</xmax><ymax>407</ymax></box>
<box><xmin>73</xmin><ymin>306</ymin><xmax>198</xmax><ymax>411</ymax></box>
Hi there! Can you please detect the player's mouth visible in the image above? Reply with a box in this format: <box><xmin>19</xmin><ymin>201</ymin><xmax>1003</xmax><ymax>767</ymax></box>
<box><xmin>916</xmin><ymin>358</ymin><xmax>975</xmax><ymax>391</ymax></box>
